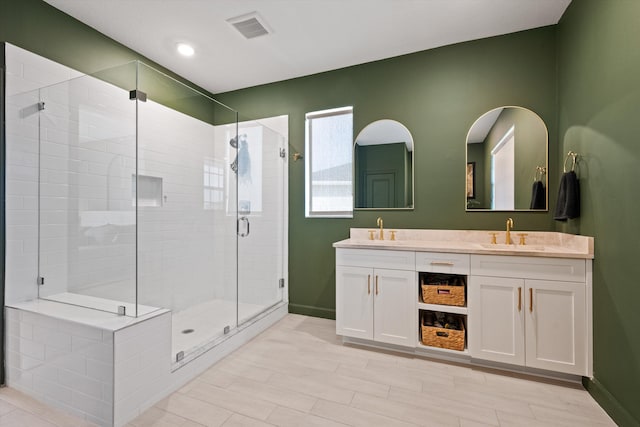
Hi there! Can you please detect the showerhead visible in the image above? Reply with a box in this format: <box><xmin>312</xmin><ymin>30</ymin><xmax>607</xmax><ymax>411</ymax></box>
<box><xmin>229</xmin><ymin>134</ymin><xmax>247</xmax><ymax>148</ymax></box>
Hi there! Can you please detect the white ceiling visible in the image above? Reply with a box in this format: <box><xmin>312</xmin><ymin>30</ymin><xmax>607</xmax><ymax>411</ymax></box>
<box><xmin>43</xmin><ymin>0</ymin><xmax>571</xmax><ymax>94</ymax></box>
<box><xmin>355</xmin><ymin>120</ymin><xmax>414</xmax><ymax>151</ymax></box>
<box><xmin>467</xmin><ymin>108</ymin><xmax>504</xmax><ymax>144</ymax></box>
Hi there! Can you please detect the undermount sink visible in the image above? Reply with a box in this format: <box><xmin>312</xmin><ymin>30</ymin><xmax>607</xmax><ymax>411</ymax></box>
<box><xmin>478</xmin><ymin>243</ymin><xmax>549</xmax><ymax>251</ymax></box>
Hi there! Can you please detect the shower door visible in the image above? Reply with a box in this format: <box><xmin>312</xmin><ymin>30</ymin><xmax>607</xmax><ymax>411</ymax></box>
<box><xmin>135</xmin><ymin>62</ymin><xmax>240</xmax><ymax>361</ymax></box>
<box><xmin>236</xmin><ymin>118</ymin><xmax>287</xmax><ymax>325</ymax></box>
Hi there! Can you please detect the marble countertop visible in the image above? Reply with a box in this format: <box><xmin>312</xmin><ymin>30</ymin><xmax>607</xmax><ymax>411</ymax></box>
<box><xmin>333</xmin><ymin>229</ymin><xmax>594</xmax><ymax>259</ymax></box>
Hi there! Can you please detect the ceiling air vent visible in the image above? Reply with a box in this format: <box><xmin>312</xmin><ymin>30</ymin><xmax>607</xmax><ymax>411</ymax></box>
<box><xmin>227</xmin><ymin>12</ymin><xmax>270</xmax><ymax>39</ymax></box>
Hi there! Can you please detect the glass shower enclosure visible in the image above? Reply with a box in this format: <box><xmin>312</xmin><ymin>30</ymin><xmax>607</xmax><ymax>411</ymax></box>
<box><xmin>30</xmin><ymin>61</ymin><xmax>286</xmax><ymax>362</ymax></box>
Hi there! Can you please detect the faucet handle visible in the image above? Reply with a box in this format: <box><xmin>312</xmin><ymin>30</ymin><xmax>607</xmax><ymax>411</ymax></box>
<box><xmin>488</xmin><ymin>232</ymin><xmax>498</xmax><ymax>244</ymax></box>
<box><xmin>517</xmin><ymin>233</ymin><xmax>528</xmax><ymax>246</ymax></box>
<box><xmin>368</xmin><ymin>230</ymin><xmax>376</xmax><ymax>240</ymax></box>
<box><xmin>390</xmin><ymin>230</ymin><xmax>397</xmax><ymax>241</ymax></box>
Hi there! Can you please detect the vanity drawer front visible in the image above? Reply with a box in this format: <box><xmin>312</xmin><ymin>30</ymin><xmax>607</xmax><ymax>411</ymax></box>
<box><xmin>336</xmin><ymin>248</ymin><xmax>415</xmax><ymax>270</ymax></box>
<box><xmin>416</xmin><ymin>252</ymin><xmax>470</xmax><ymax>274</ymax></box>
<box><xmin>470</xmin><ymin>255</ymin><xmax>586</xmax><ymax>282</ymax></box>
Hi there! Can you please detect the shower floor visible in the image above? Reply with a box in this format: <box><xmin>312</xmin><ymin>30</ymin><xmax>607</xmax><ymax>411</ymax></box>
<box><xmin>43</xmin><ymin>291</ymin><xmax>277</xmax><ymax>360</ymax></box>
<box><xmin>171</xmin><ymin>299</ymin><xmax>273</xmax><ymax>357</ymax></box>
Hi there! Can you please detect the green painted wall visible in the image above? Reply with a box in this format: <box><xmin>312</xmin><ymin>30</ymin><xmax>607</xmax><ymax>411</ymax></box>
<box><xmin>558</xmin><ymin>1</ymin><xmax>640</xmax><ymax>425</ymax></box>
<box><xmin>216</xmin><ymin>27</ymin><xmax>559</xmax><ymax>318</ymax></box>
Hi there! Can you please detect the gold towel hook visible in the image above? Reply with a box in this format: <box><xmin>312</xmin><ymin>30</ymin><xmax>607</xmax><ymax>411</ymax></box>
<box><xmin>534</xmin><ymin>166</ymin><xmax>546</xmax><ymax>182</ymax></box>
<box><xmin>563</xmin><ymin>151</ymin><xmax>578</xmax><ymax>173</ymax></box>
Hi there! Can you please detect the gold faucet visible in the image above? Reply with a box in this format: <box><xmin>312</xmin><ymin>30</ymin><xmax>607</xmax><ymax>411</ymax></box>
<box><xmin>505</xmin><ymin>217</ymin><xmax>514</xmax><ymax>244</ymax></box>
<box><xmin>376</xmin><ymin>217</ymin><xmax>384</xmax><ymax>240</ymax></box>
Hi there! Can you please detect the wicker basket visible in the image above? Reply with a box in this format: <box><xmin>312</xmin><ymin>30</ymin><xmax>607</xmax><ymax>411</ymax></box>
<box><xmin>421</xmin><ymin>316</ymin><xmax>465</xmax><ymax>351</ymax></box>
<box><xmin>421</xmin><ymin>280</ymin><xmax>466</xmax><ymax>306</ymax></box>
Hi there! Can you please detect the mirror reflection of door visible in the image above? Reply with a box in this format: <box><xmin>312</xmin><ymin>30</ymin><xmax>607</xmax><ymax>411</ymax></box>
<box><xmin>356</xmin><ymin>142</ymin><xmax>406</xmax><ymax>208</ymax></box>
<box><xmin>353</xmin><ymin>120</ymin><xmax>414</xmax><ymax>209</ymax></box>
<box><xmin>365</xmin><ymin>172</ymin><xmax>395</xmax><ymax>208</ymax></box>
<box><xmin>491</xmin><ymin>126</ymin><xmax>515</xmax><ymax>209</ymax></box>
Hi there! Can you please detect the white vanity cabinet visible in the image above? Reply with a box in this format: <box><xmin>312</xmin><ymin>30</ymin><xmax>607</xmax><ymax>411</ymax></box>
<box><xmin>468</xmin><ymin>255</ymin><xmax>589</xmax><ymax>375</ymax></box>
<box><xmin>334</xmin><ymin>229</ymin><xmax>594</xmax><ymax>379</ymax></box>
<box><xmin>336</xmin><ymin>249</ymin><xmax>416</xmax><ymax>347</ymax></box>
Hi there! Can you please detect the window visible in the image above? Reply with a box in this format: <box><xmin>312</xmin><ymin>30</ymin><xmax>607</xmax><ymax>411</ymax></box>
<box><xmin>305</xmin><ymin>106</ymin><xmax>353</xmax><ymax>217</ymax></box>
<box><xmin>204</xmin><ymin>159</ymin><xmax>224</xmax><ymax>210</ymax></box>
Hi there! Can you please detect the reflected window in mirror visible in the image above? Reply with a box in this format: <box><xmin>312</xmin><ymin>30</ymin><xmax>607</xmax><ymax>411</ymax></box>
<box><xmin>354</xmin><ymin>119</ymin><xmax>414</xmax><ymax>210</ymax></box>
<box><xmin>466</xmin><ymin>107</ymin><xmax>547</xmax><ymax>211</ymax></box>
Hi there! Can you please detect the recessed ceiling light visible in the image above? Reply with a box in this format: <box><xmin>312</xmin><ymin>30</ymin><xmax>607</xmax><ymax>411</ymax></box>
<box><xmin>176</xmin><ymin>43</ymin><xmax>195</xmax><ymax>57</ymax></box>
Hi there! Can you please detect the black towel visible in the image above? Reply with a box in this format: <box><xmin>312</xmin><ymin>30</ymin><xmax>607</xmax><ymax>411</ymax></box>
<box><xmin>530</xmin><ymin>180</ymin><xmax>546</xmax><ymax>210</ymax></box>
<box><xmin>554</xmin><ymin>171</ymin><xmax>580</xmax><ymax>221</ymax></box>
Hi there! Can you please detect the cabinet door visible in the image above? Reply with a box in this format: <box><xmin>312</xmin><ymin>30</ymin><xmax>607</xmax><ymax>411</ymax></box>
<box><xmin>468</xmin><ymin>276</ymin><xmax>525</xmax><ymax>365</ymax></box>
<box><xmin>336</xmin><ymin>266</ymin><xmax>374</xmax><ymax>340</ymax></box>
<box><xmin>525</xmin><ymin>280</ymin><xmax>586</xmax><ymax>375</ymax></box>
<box><xmin>373</xmin><ymin>268</ymin><xmax>417</xmax><ymax>347</ymax></box>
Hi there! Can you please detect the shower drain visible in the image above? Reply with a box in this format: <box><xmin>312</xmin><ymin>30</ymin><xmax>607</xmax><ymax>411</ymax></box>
<box><xmin>181</xmin><ymin>329</ymin><xmax>195</xmax><ymax>334</ymax></box>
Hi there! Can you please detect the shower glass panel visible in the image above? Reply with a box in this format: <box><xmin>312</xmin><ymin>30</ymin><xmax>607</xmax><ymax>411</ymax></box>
<box><xmin>37</xmin><ymin>62</ymin><xmax>143</xmax><ymax>315</ymax></box>
<box><xmin>30</xmin><ymin>58</ymin><xmax>285</xmax><ymax>362</ymax></box>
<box><xmin>235</xmin><ymin>119</ymin><xmax>286</xmax><ymax>324</ymax></box>
<box><xmin>135</xmin><ymin>63</ymin><xmax>239</xmax><ymax>360</ymax></box>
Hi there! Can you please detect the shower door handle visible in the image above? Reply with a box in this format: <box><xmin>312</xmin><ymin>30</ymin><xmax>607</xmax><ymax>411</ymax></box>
<box><xmin>238</xmin><ymin>216</ymin><xmax>250</xmax><ymax>237</ymax></box>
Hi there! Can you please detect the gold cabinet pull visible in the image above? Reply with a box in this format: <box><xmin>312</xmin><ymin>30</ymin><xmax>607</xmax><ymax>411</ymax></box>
<box><xmin>430</xmin><ymin>261</ymin><xmax>454</xmax><ymax>266</ymax></box>
<box><xmin>367</xmin><ymin>275</ymin><xmax>371</xmax><ymax>295</ymax></box>
<box><xmin>518</xmin><ymin>287</ymin><xmax>522</xmax><ymax>311</ymax></box>
<box><xmin>529</xmin><ymin>288</ymin><xmax>533</xmax><ymax>312</ymax></box>
<box><xmin>375</xmin><ymin>275</ymin><xmax>379</xmax><ymax>295</ymax></box>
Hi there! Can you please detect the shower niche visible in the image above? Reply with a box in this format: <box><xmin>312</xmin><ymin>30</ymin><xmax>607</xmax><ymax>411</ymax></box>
<box><xmin>133</xmin><ymin>174</ymin><xmax>163</xmax><ymax>207</ymax></box>
<box><xmin>4</xmin><ymin>44</ymin><xmax>288</xmax><ymax>425</ymax></box>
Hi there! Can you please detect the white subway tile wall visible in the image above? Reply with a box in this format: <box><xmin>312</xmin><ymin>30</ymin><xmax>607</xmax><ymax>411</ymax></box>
<box><xmin>113</xmin><ymin>312</ymin><xmax>171</xmax><ymax>426</ymax></box>
<box><xmin>5</xmin><ymin>307</ymin><xmax>115</xmax><ymax>425</ymax></box>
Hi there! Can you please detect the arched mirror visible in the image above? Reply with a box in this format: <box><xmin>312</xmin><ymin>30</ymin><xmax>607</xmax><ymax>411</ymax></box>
<box><xmin>466</xmin><ymin>107</ymin><xmax>548</xmax><ymax>211</ymax></box>
<box><xmin>354</xmin><ymin>119</ymin><xmax>414</xmax><ymax>209</ymax></box>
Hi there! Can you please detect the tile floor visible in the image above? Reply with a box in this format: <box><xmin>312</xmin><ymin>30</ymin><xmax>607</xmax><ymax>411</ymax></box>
<box><xmin>0</xmin><ymin>314</ymin><xmax>616</xmax><ymax>426</ymax></box>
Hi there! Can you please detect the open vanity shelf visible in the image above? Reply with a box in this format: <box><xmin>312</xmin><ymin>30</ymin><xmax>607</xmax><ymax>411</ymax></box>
<box><xmin>416</xmin><ymin>263</ymin><xmax>468</xmax><ymax>353</ymax></box>
<box><xmin>417</xmin><ymin>303</ymin><xmax>467</xmax><ymax>315</ymax></box>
